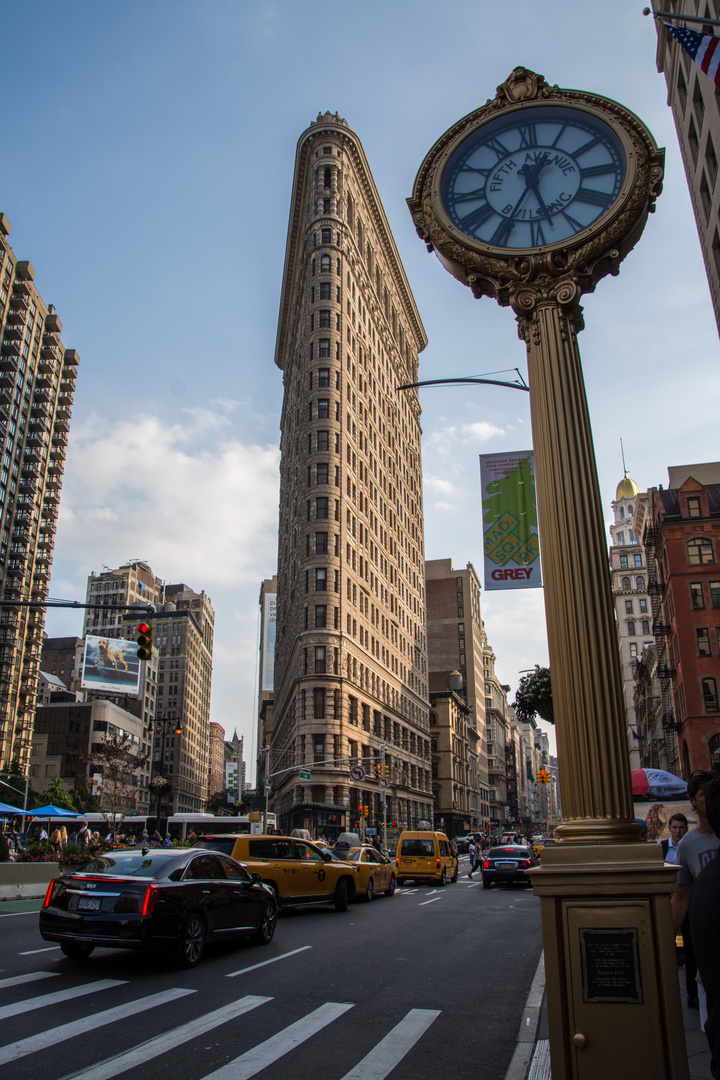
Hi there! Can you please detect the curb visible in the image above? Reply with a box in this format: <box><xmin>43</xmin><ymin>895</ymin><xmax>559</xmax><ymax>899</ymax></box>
<box><xmin>505</xmin><ymin>952</ymin><xmax>545</xmax><ymax>1080</ymax></box>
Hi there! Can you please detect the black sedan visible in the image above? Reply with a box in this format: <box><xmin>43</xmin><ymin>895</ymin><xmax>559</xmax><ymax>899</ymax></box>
<box><xmin>480</xmin><ymin>844</ymin><xmax>538</xmax><ymax>889</ymax></box>
<box><xmin>40</xmin><ymin>847</ymin><xmax>278</xmax><ymax>967</ymax></box>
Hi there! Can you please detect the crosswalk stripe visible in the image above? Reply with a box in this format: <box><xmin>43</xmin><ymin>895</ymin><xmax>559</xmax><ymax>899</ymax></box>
<box><xmin>199</xmin><ymin>1001</ymin><xmax>355</xmax><ymax>1080</ymax></box>
<box><xmin>0</xmin><ymin>978</ymin><xmax>125</xmax><ymax>1021</ymax></box>
<box><xmin>0</xmin><ymin>971</ymin><xmax>58</xmax><ymax>991</ymax></box>
<box><xmin>339</xmin><ymin>1008</ymin><xmax>440</xmax><ymax>1080</ymax></box>
<box><xmin>58</xmin><ymin>995</ymin><xmax>272</xmax><ymax>1080</ymax></box>
<box><xmin>19</xmin><ymin>946</ymin><xmax>61</xmax><ymax>955</ymax></box>
<box><xmin>226</xmin><ymin>945</ymin><xmax>312</xmax><ymax>977</ymax></box>
<box><xmin>0</xmin><ymin>986</ymin><xmax>196</xmax><ymax>1065</ymax></box>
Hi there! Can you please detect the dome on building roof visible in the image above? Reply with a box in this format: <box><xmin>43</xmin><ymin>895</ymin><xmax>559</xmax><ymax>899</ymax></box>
<box><xmin>616</xmin><ymin>475</ymin><xmax>639</xmax><ymax>500</ymax></box>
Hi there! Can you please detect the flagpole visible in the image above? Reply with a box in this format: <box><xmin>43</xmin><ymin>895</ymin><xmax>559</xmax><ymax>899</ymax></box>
<box><xmin>643</xmin><ymin>7</ymin><xmax>720</xmax><ymax>28</ymax></box>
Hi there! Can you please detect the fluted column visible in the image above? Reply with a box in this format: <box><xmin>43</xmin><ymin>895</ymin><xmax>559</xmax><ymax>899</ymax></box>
<box><xmin>519</xmin><ymin>298</ymin><xmax>638</xmax><ymax>844</ymax></box>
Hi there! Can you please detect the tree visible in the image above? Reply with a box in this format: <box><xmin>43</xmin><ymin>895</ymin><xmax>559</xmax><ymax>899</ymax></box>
<box><xmin>514</xmin><ymin>665</ymin><xmax>554</xmax><ymax>725</ymax></box>
<box><xmin>206</xmin><ymin>788</ymin><xmax>249</xmax><ymax>815</ymax></box>
<box><xmin>44</xmin><ymin>777</ymin><xmax>78</xmax><ymax>811</ymax></box>
<box><xmin>73</xmin><ymin>734</ymin><xmax>148</xmax><ymax>834</ymax></box>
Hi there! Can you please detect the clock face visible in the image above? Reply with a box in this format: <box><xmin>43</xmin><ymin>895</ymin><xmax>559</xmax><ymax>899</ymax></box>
<box><xmin>439</xmin><ymin>105</ymin><xmax>627</xmax><ymax>250</ymax></box>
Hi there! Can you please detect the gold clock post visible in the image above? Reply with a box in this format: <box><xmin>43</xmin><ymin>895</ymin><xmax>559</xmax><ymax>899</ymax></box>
<box><xmin>409</xmin><ymin>70</ymin><xmax>687</xmax><ymax>1080</ymax></box>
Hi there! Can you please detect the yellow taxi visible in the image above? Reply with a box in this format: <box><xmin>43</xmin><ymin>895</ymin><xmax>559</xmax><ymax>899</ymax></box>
<box><xmin>396</xmin><ymin>830</ymin><xmax>458</xmax><ymax>886</ymax></box>
<box><xmin>194</xmin><ymin>834</ymin><xmax>360</xmax><ymax>911</ymax></box>
<box><xmin>341</xmin><ymin>846</ymin><xmax>396</xmax><ymax>901</ymax></box>
<box><xmin>532</xmin><ymin>836</ymin><xmax>560</xmax><ymax>858</ymax></box>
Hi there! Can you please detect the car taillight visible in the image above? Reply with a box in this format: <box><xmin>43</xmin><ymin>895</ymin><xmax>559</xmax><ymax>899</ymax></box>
<box><xmin>141</xmin><ymin>885</ymin><xmax>158</xmax><ymax>916</ymax></box>
<box><xmin>522</xmin><ymin>860</ymin><xmax>532</xmax><ymax>868</ymax></box>
<box><xmin>483</xmin><ymin>860</ymin><xmax>490</xmax><ymax>869</ymax></box>
<box><xmin>436</xmin><ymin>858</ymin><xmax>441</xmax><ymax>867</ymax></box>
<box><xmin>42</xmin><ymin>879</ymin><xmax>58</xmax><ymax>909</ymax></box>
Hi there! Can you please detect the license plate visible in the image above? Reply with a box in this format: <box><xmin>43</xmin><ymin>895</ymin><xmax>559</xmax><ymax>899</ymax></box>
<box><xmin>78</xmin><ymin>896</ymin><xmax>101</xmax><ymax>911</ymax></box>
<box><xmin>496</xmin><ymin>862</ymin><xmax>517</xmax><ymax>870</ymax></box>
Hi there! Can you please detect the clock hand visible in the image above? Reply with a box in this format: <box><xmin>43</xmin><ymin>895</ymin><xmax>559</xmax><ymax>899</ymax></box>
<box><xmin>518</xmin><ymin>155</ymin><xmax>554</xmax><ymax>227</ymax></box>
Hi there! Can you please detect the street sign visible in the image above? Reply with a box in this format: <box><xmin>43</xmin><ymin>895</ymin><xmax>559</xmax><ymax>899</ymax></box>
<box><xmin>378</xmin><ymin>777</ymin><xmax>389</xmax><ymax>789</ymax></box>
<box><xmin>299</xmin><ymin>770</ymin><xmax>311</xmax><ymax>781</ymax></box>
<box><xmin>350</xmin><ymin>765</ymin><xmax>365</xmax><ymax>781</ymax></box>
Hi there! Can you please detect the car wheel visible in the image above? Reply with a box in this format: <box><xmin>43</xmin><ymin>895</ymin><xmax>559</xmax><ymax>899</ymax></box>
<box><xmin>439</xmin><ymin>868</ymin><xmax>446</xmax><ymax>887</ymax></box>
<box><xmin>263</xmin><ymin>881</ymin><xmax>281</xmax><ymax>906</ymax></box>
<box><xmin>385</xmin><ymin>874</ymin><xmax>396</xmax><ymax>896</ymax></box>
<box><xmin>334</xmin><ymin>879</ymin><xmax>349</xmax><ymax>912</ymax></box>
<box><xmin>483</xmin><ymin>880</ymin><xmax>492</xmax><ymax>889</ymax></box>
<box><xmin>174</xmin><ymin>913</ymin><xmax>206</xmax><ymax>968</ymax></box>
<box><xmin>251</xmin><ymin>901</ymin><xmax>277</xmax><ymax>946</ymax></box>
<box><xmin>363</xmin><ymin>877</ymin><xmax>374</xmax><ymax>903</ymax></box>
<box><xmin>60</xmin><ymin>942</ymin><xmax>95</xmax><ymax>959</ymax></box>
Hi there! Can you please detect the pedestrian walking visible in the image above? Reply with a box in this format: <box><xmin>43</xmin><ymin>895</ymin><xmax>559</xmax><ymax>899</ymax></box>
<box><xmin>467</xmin><ymin>837</ymin><xmax>476</xmax><ymax>877</ymax></box>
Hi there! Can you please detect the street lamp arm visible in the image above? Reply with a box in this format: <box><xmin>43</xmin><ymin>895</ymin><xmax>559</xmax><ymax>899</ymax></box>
<box><xmin>396</xmin><ymin>373</ymin><xmax>529</xmax><ymax>393</ymax></box>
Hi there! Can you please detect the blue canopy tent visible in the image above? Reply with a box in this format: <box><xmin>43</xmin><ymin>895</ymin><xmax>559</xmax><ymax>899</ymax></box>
<box><xmin>27</xmin><ymin>805</ymin><xmax>82</xmax><ymax>817</ymax></box>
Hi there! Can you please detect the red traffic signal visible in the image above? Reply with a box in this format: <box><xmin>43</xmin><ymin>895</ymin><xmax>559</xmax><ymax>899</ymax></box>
<box><xmin>136</xmin><ymin>622</ymin><xmax>153</xmax><ymax>660</ymax></box>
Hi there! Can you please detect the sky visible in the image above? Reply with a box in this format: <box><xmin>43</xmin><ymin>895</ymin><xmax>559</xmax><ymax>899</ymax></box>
<box><xmin>4</xmin><ymin>1</ymin><xmax>719</xmax><ymax>781</ymax></box>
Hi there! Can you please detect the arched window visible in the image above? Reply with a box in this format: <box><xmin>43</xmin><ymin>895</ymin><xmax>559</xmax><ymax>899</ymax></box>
<box><xmin>636</xmin><ymin>576</ymin><xmax>645</xmax><ymax>590</ymax></box>
<box><xmin>621</xmin><ymin>577</ymin><xmax>631</xmax><ymax>590</ymax></box>
<box><xmin>688</xmin><ymin>537</ymin><xmax>714</xmax><ymax>565</ymax></box>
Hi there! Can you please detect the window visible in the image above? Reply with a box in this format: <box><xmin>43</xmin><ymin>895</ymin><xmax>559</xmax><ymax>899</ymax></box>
<box><xmin>319</xmin><ymin>310</ymin><xmax>331</xmax><ymax>328</ymax></box>
<box><xmin>617</xmin><ymin>531</ymin><xmax>625</xmax><ymax>545</ymax></box>
<box><xmin>619</xmin><ymin>554</ymin><xmax>628</xmax><ymax>569</ymax></box>
<box><xmin>710</xmin><ymin>581</ymin><xmax>720</xmax><ymax>608</ymax></box>
<box><xmin>625</xmin><ymin>600</ymin><xmax>634</xmax><ymax>615</ymax></box>
<box><xmin>627</xmin><ymin>620</ymin><xmax>636</xmax><ymax>636</ymax></box>
<box><xmin>321</xmin><ymin>228</ymin><xmax>332</xmax><ymax>245</ymax></box>
<box><xmin>630</xmin><ymin>643</ymin><xmax>638</xmax><ymax>658</ymax></box>
<box><xmin>318</xmin><ymin>367</ymin><xmax>330</xmax><ymax>386</ymax></box>
<box><xmin>320</xmin><ymin>255</ymin><xmax>331</xmax><ymax>272</ymax></box>
<box><xmin>636</xmin><ymin>576</ymin><xmax>645</xmax><ymax>590</ymax></box>
<box><xmin>319</xmin><ymin>339</ymin><xmax>330</xmax><ymax>357</ymax></box>
<box><xmin>317</xmin><ymin>430</ymin><xmax>329</xmax><ymax>451</ymax></box>
<box><xmin>316</xmin><ymin>568</ymin><xmax>327</xmax><ymax>591</ymax></box>
<box><xmin>621</xmin><ymin>577</ymin><xmax>631</xmax><ymax>590</ymax></box>
<box><xmin>317</xmin><ymin>463</ymin><xmax>328</xmax><ymax>484</ymax></box>
<box><xmin>697</xmin><ymin>628</ymin><xmax>712</xmax><ymax>656</ymax></box>
<box><xmin>691</xmin><ymin>582</ymin><xmax>705</xmax><ymax>609</ymax></box>
<box><xmin>316</xmin><ymin>497</ymin><xmax>328</xmax><ymax>519</ymax></box>
<box><xmin>315</xmin><ymin>646</ymin><xmax>326</xmax><ymax>673</ymax></box>
<box><xmin>633</xmin><ymin>553</ymin><xmax>643</xmax><ymax>568</ymax></box>
<box><xmin>317</xmin><ymin>399</ymin><xmax>330</xmax><ymax>418</ymax></box>
<box><xmin>320</xmin><ymin>282</ymin><xmax>330</xmax><ymax>300</ymax></box>
<box><xmin>641</xmin><ymin>620</ymin><xmax>650</xmax><ymax>635</ymax></box>
<box><xmin>688</xmin><ymin>538</ymin><xmax>714</xmax><ymax>565</ymax></box>
<box><xmin>315</xmin><ymin>532</ymin><xmax>328</xmax><ymax>553</ymax></box>
<box><xmin>315</xmin><ymin>605</ymin><xmax>326</xmax><ymax>628</ymax></box>
<box><xmin>687</xmin><ymin>496</ymin><xmax>702</xmax><ymax>518</ymax></box>
<box><xmin>703</xmin><ymin>677</ymin><xmax>719</xmax><ymax>713</ymax></box>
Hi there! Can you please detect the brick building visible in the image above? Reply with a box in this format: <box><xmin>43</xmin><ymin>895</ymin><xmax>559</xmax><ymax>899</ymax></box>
<box><xmin>635</xmin><ymin>463</ymin><xmax>720</xmax><ymax>775</ymax></box>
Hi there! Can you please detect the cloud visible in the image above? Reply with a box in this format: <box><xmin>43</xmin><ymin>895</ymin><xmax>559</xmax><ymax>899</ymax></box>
<box><xmin>55</xmin><ymin>410</ymin><xmax>280</xmax><ymax>590</ymax></box>
<box><xmin>425</xmin><ymin>419</ymin><xmax>507</xmax><ymax>456</ymax></box>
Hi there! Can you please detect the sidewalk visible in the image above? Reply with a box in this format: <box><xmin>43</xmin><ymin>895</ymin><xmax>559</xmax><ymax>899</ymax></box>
<box><xmin>506</xmin><ymin>955</ymin><xmax>713</xmax><ymax>1080</ymax></box>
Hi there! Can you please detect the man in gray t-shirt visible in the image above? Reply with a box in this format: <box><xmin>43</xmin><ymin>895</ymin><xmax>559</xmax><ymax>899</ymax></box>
<box><xmin>673</xmin><ymin>770</ymin><xmax>720</xmax><ymax>934</ymax></box>
<box><xmin>676</xmin><ymin>827</ymin><xmax>720</xmax><ymax>886</ymax></box>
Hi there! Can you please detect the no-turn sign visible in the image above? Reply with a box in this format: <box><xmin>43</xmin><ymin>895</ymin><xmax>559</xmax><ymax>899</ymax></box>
<box><xmin>350</xmin><ymin>765</ymin><xmax>365</xmax><ymax>781</ymax></box>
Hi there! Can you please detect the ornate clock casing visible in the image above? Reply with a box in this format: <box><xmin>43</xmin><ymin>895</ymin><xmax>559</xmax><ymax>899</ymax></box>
<box><xmin>407</xmin><ymin>68</ymin><xmax>664</xmax><ymax>318</ymax></box>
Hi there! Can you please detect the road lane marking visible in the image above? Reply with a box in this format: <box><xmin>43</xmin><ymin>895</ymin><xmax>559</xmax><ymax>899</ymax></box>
<box><xmin>339</xmin><ymin>1008</ymin><xmax>440</xmax><ymax>1080</ymax></box>
<box><xmin>0</xmin><ymin>987</ymin><xmax>195</xmax><ymax>1064</ymax></box>
<box><xmin>0</xmin><ymin>978</ymin><xmax>125</xmax><ymax>1020</ymax></box>
<box><xmin>226</xmin><ymin>945</ymin><xmax>312</xmax><ymax>978</ymax></box>
<box><xmin>0</xmin><ymin>911</ymin><xmax>41</xmax><ymax>918</ymax></box>
<box><xmin>418</xmin><ymin>897</ymin><xmax>441</xmax><ymax>906</ymax></box>
<box><xmin>58</xmin><ymin>995</ymin><xmax>272</xmax><ymax>1080</ymax></box>
<box><xmin>0</xmin><ymin>971</ymin><xmax>59</xmax><ymax>991</ymax></box>
<box><xmin>200</xmin><ymin>1002</ymin><xmax>355</xmax><ymax>1080</ymax></box>
<box><xmin>19</xmin><ymin>946</ymin><xmax>61</xmax><ymax>955</ymax></box>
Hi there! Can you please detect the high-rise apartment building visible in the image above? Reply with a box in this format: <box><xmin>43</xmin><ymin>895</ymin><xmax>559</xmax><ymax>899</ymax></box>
<box><xmin>83</xmin><ymin>563</ymin><xmax>214</xmax><ymax>813</ymax></box>
<box><xmin>271</xmin><ymin>112</ymin><xmax>432</xmax><ymax>837</ymax></box>
<box><xmin>425</xmin><ymin>558</ymin><xmax>489</xmax><ymax>830</ymax></box>
<box><xmin>482</xmin><ymin>626</ymin><xmax>511</xmax><ymax>828</ymax></box>
<box><xmin>0</xmin><ymin>214</ymin><xmax>78</xmax><ymax>773</ymax></box>
<box><xmin>651</xmin><ymin>2</ymin><xmax>720</xmax><ymax>334</ymax></box>
<box><xmin>609</xmin><ymin>475</ymin><xmax>654</xmax><ymax>770</ymax></box>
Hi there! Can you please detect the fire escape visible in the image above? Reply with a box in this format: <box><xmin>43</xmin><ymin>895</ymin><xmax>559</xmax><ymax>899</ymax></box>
<box><xmin>644</xmin><ymin>522</ymin><xmax>680</xmax><ymax>772</ymax></box>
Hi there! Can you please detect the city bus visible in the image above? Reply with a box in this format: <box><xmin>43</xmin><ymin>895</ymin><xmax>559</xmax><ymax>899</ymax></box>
<box><xmin>26</xmin><ymin>812</ymin><xmax>277</xmax><ymax>842</ymax></box>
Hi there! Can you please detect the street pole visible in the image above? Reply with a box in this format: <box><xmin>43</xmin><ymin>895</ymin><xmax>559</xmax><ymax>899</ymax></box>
<box><xmin>382</xmin><ymin>743</ymin><xmax>387</xmax><ymax>852</ymax></box>
<box><xmin>262</xmin><ymin>745</ymin><xmax>270</xmax><ymax>833</ymax></box>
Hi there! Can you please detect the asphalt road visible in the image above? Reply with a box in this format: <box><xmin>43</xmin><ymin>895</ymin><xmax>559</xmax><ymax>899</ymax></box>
<box><xmin>0</xmin><ymin>859</ymin><xmax>542</xmax><ymax>1080</ymax></box>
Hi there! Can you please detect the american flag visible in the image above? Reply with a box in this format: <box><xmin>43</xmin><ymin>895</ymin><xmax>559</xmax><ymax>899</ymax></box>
<box><xmin>664</xmin><ymin>21</ymin><xmax>720</xmax><ymax>88</ymax></box>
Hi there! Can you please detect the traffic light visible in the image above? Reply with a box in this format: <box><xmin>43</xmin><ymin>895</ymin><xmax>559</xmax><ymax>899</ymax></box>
<box><xmin>382</xmin><ymin>764</ymin><xmax>390</xmax><ymax>779</ymax></box>
<box><xmin>136</xmin><ymin>623</ymin><xmax>153</xmax><ymax>660</ymax></box>
<box><xmin>373</xmin><ymin>764</ymin><xmax>381</xmax><ymax>778</ymax></box>
<box><xmin>536</xmin><ymin>769</ymin><xmax>550</xmax><ymax>784</ymax></box>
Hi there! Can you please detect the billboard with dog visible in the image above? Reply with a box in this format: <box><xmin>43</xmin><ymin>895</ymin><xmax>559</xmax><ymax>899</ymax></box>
<box><xmin>81</xmin><ymin>635</ymin><xmax>142</xmax><ymax>696</ymax></box>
